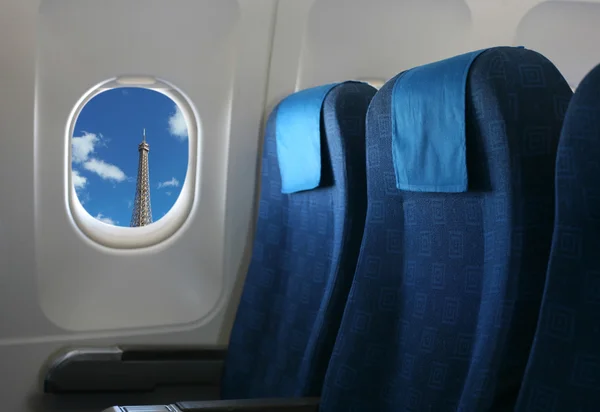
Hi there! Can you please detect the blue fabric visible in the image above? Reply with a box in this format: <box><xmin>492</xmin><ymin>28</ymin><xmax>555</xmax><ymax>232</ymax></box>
<box><xmin>392</xmin><ymin>49</ymin><xmax>486</xmax><ymax>193</ymax></box>
<box><xmin>276</xmin><ymin>82</ymin><xmax>340</xmax><ymax>194</ymax></box>
<box><xmin>320</xmin><ymin>47</ymin><xmax>572</xmax><ymax>412</ymax></box>
<box><xmin>221</xmin><ymin>82</ymin><xmax>376</xmax><ymax>399</ymax></box>
<box><xmin>516</xmin><ymin>65</ymin><xmax>600</xmax><ymax>412</ymax></box>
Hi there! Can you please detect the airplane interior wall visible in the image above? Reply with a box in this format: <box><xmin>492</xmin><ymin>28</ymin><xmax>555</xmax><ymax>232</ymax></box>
<box><xmin>0</xmin><ymin>0</ymin><xmax>598</xmax><ymax>410</ymax></box>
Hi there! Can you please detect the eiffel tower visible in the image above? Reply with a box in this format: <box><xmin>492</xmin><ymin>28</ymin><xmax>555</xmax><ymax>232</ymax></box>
<box><xmin>130</xmin><ymin>128</ymin><xmax>153</xmax><ymax>227</ymax></box>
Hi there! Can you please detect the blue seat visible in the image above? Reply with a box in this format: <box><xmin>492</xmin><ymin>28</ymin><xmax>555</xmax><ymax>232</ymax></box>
<box><xmin>221</xmin><ymin>82</ymin><xmax>376</xmax><ymax>399</ymax></box>
<box><xmin>516</xmin><ymin>64</ymin><xmax>600</xmax><ymax>411</ymax></box>
<box><xmin>319</xmin><ymin>47</ymin><xmax>572</xmax><ymax>412</ymax></box>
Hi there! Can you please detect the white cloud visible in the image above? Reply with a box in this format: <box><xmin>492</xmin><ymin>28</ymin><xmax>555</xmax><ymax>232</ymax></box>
<box><xmin>72</xmin><ymin>131</ymin><xmax>127</xmax><ymax>184</ymax></box>
<box><xmin>158</xmin><ymin>177</ymin><xmax>180</xmax><ymax>189</ymax></box>
<box><xmin>72</xmin><ymin>132</ymin><xmax>100</xmax><ymax>164</ymax></box>
<box><xmin>168</xmin><ymin>105</ymin><xmax>188</xmax><ymax>140</ymax></box>
<box><xmin>127</xmin><ymin>200</ymin><xmax>133</xmax><ymax>209</ymax></box>
<box><xmin>83</xmin><ymin>158</ymin><xmax>127</xmax><ymax>182</ymax></box>
<box><xmin>72</xmin><ymin>169</ymin><xmax>87</xmax><ymax>189</ymax></box>
<box><xmin>166</xmin><ymin>191</ymin><xmax>172</xmax><ymax>196</ymax></box>
<box><xmin>95</xmin><ymin>213</ymin><xmax>117</xmax><ymax>225</ymax></box>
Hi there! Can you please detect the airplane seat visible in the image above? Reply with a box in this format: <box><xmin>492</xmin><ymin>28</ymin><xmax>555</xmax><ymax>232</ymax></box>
<box><xmin>515</xmin><ymin>63</ymin><xmax>600</xmax><ymax>411</ymax></box>
<box><xmin>318</xmin><ymin>47</ymin><xmax>572</xmax><ymax>412</ymax></box>
<box><xmin>220</xmin><ymin>81</ymin><xmax>377</xmax><ymax>400</ymax></box>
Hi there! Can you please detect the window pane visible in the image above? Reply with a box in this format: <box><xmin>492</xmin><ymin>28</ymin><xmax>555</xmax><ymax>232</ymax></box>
<box><xmin>72</xmin><ymin>87</ymin><xmax>189</xmax><ymax>227</ymax></box>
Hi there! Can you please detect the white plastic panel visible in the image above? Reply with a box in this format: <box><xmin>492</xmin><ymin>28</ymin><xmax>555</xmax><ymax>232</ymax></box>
<box><xmin>1</xmin><ymin>1</ymin><xmax>276</xmax><ymax>410</ymax></box>
<box><xmin>516</xmin><ymin>1</ymin><xmax>600</xmax><ymax>88</ymax></box>
<box><xmin>8</xmin><ymin>0</ymin><xmax>278</xmax><ymax>342</ymax></box>
<box><xmin>264</xmin><ymin>0</ymin><xmax>496</xmax><ymax>115</ymax></box>
<box><xmin>299</xmin><ymin>0</ymin><xmax>473</xmax><ymax>88</ymax></box>
<box><xmin>35</xmin><ymin>0</ymin><xmax>240</xmax><ymax>333</ymax></box>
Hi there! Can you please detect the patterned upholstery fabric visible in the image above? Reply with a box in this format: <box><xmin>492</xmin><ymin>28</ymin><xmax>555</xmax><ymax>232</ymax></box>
<box><xmin>320</xmin><ymin>47</ymin><xmax>572</xmax><ymax>412</ymax></box>
<box><xmin>221</xmin><ymin>82</ymin><xmax>376</xmax><ymax>399</ymax></box>
<box><xmin>515</xmin><ymin>64</ymin><xmax>600</xmax><ymax>412</ymax></box>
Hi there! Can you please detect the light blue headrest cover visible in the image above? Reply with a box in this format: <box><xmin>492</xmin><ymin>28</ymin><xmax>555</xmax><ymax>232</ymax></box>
<box><xmin>276</xmin><ymin>82</ymin><xmax>340</xmax><ymax>194</ymax></box>
<box><xmin>391</xmin><ymin>48</ymin><xmax>488</xmax><ymax>193</ymax></box>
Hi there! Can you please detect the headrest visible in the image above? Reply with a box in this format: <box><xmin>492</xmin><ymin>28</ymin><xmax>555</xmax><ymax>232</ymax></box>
<box><xmin>275</xmin><ymin>82</ymin><xmax>344</xmax><ymax>194</ymax></box>
<box><xmin>390</xmin><ymin>48</ymin><xmax>491</xmax><ymax>193</ymax></box>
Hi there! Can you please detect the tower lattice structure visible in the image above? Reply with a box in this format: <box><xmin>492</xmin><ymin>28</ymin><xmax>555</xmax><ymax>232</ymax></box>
<box><xmin>130</xmin><ymin>129</ymin><xmax>153</xmax><ymax>227</ymax></box>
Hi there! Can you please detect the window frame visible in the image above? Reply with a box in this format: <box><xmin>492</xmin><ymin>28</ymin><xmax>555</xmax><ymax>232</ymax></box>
<box><xmin>66</xmin><ymin>76</ymin><xmax>200</xmax><ymax>250</ymax></box>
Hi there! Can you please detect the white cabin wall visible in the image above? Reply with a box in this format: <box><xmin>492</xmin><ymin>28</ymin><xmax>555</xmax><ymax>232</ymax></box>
<box><xmin>0</xmin><ymin>0</ymin><xmax>599</xmax><ymax>411</ymax></box>
<box><xmin>516</xmin><ymin>1</ymin><xmax>600</xmax><ymax>89</ymax></box>
<box><xmin>0</xmin><ymin>0</ymin><xmax>40</xmax><ymax>340</ymax></box>
<box><xmin>0</xmin><ymin>2</ymin><xmax>46</xmax><ymax>410</ymax></box>
<box><xmin>264</xmin><ymin>0</ymin><xmax>600</xmax><ymax>111</ymax></box>
<box><xmin>36</xmin><ymin>0</ymin><xmax>241</xmax><ymax>334</ymax></box>
<box><xmin>0</xmin><ymin>0</ymin><xmax>278</xmax><ymax>410</ymax></box>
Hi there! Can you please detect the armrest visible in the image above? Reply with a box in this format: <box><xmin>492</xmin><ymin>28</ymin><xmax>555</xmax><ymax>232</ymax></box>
<box><xmin>43</xmin><ymin>345</ymin><xmax>227</xmax><ymax>393</ymax></box>
<box><xmin>102</xmin><ymin>397</ymin><xmax>321</xmax><ymax>412</ymax></box>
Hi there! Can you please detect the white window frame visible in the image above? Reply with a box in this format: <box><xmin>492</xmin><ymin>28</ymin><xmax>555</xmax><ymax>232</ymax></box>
<box><xmin>66</xmin><ymin>76</ymin><xmax>200</xmax><ymax>250</ymax></box>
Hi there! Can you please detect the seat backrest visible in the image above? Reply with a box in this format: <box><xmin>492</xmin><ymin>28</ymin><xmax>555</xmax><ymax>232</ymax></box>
<box><xmin>319</xmin><ymin>47</ymin><xmax>572</xmax><ymax>412</ymax></box>
<box><xmin>221</xmin><ymin>82</ymin><xmax>376</xmax><ymax>399</ymax></box>
<box><xmin>516</xmin><ymin>64</ymin><xmax>600</xmax><ymax>411</ymax></box>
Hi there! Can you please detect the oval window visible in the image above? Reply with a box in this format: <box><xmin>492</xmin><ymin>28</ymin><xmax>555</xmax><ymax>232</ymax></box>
<box><xmin>68</xmin><ymin>78</ymin><xmax>198</xmax><ymax>249</ymax></box>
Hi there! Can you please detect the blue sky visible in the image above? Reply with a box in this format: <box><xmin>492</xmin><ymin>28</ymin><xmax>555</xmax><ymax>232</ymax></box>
<box><xmin>72</xmin><ymin>87</ymin><xmax>189</xmax><ymax>226</ymax></box>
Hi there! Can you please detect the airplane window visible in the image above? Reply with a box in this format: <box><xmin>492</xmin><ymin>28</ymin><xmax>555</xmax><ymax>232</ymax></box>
<box><xmin>71</xmin><ymin>87</ymin><xmax>189</xmax><ymax>228</ymax></box>
<box><xmin>67</xmin><ymin>79</ymin><xmax>198</xmax><ymax>250</ymax></box>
